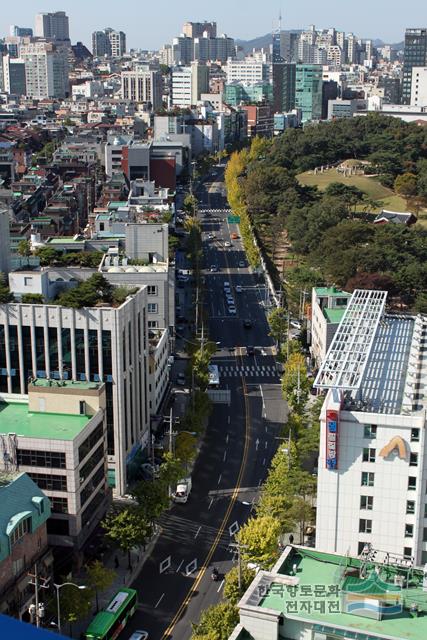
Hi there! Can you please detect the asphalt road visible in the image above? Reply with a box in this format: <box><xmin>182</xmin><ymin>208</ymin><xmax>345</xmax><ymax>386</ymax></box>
<box><xmin>123</xmin><ymin>167</ymin><xmax>287</xmax><ymax>640</ymax></box>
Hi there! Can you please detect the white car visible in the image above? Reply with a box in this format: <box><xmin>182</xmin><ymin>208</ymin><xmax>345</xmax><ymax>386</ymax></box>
<box><xmin>223</xmin><ymin>281</ymin><xmax>230</xmax><ymax>289</ymax></box>
<box><xmin>129</xmin><ymin>632</ymin><xmax>149</xmax><ymax>640</ymax></box>
<box><xmin>224</xmin><ymin>241</ymin><xmax>231</xmax><ymax>247</ymax></box>
<box><xmin>238</xmin><ymin>261</ymin><xmax>245</xmax><ymax>268</ymax></box>
<box><xmin>235</xmin><ymin>285</ymin><xmax>243</xmax><ymax>293</ymax></box>
<box><xmin>228</xmin><ymin>305</ymin><xmax>237</xmax><ymax>314</ymax></box>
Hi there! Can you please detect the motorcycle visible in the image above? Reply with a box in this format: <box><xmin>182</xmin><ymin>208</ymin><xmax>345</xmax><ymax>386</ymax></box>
<box><xmin>211</xmin><ymin>567</ymin><xmax>219</xmax><ymax>581</ymax></box>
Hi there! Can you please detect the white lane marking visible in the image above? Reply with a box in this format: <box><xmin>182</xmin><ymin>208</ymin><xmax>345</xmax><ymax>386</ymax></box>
<box><xmin>260</xmin><ymin>384</ymin><xmax>266</xmax><ymax>418</ymax></box>
<box><xmin>258</xmin><ymin>478</ymin><xmax>262</xmax><ymax>486</ymax></box>
<box><xmin>218</xmin><ymin>473</ymin><xmax>222</xmax><ymax>485</ymax></box>
<box><xmin>262</xmin><ymin>458</ymin><xmax>266</xmax><ymax>466</ymax></box>
<box><xmin>208</xmin><ymin>497</ymin><xmax>214</xmax><ymax>510</ymax></box>
<box><xmin>176</xmin><ymin>559</ymin><xmax>184</xmax><ymax>573</ymax></box>
<box><xmin>226</xmin><ymin>433</ymin><xmax>229</xmax><ymax>444</ymax></box>
<box><xmin>217</xmin><ymin>579</ymin><xmax>224</xmax><ymax>593</ymax></box>
<box><xmin>228</xmin><ymin>415</ymin><xmax>230</xmax><ymax>424</ymax></box>
<box><xmin>194</xmin><ymin>526</ymin><xmax>202</xmax><ymax>539</ymax></box>
<box><xmin>223</xmin><ymin>450</ymin><xmax>227</xmax><ymax>462</ymax></box>
<box><xmin>265</xmin><ymin>441</ymin><xmax>268</xmax><ymax>449</ymax></box>
<box><xmin>155</xmin><ymin>593</ymin><xmax>165</xmax><ymax>608</ymax></box>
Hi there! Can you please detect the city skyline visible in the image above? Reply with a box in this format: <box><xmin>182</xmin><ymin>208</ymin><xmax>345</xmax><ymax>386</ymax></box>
<box><xmin>1</xmin><ymin>0</ymin><xmax>425</xmax><ymax>50</ymax></box>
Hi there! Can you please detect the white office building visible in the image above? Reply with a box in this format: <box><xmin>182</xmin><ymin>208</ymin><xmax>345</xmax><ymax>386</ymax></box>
<box><xmin>35</xmin><ymin>11</ymin><xmax>70</xmax><ymax>41</ymax></box>
<box><xmin>411</xmin><ymin>67</ymin><xmax>427</xmax><ymax>107</ymax></box>
<box><xmin>315</xmin><ymin>289</ymin><xmax>427</xmax><ymax>566</ymax></box>
<box><xmin>309</xmin><ymin>286</ymin><xmax>350</xmax><ymax>367</ymax></box>
<box><xmin>0</xmin><ymin>288</ymin><xmax>150</xmax><ymax>496</ymax></box>
<box><xmin>172</xmin><ymin>63</ymin><xmax>209</xmax><ymax>106</ymax></box>
<box><xmin>20</xmin><ymin>41</ymin><xmax>69</xmax><ymax>99</ymax></box>
<box><xmin>0</xmin><ymin>379</ymin><xmax>109</xmax><ymax>549</ymax></box>
<box><xmin>226</xmin><ymin>59</ymin><xmax>270</xmax><ymax>86</ymax></box>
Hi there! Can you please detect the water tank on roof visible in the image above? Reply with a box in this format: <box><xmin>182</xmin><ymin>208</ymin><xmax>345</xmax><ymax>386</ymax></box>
<box><xmin>108</xmin><ymin>267</ymin><xmax>123</xmax><ymax>273</ymax></box>
<box><xmin>113</xmin><ymin>256</ymin><xmax>119</xmax><ymax>267</ymax></box>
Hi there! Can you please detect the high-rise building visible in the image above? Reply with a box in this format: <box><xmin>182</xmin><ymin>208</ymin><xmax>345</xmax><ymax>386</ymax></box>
<box><xmin>295</xmin><ymin>64</ymin><xmax>323</xmax><ymax>122</ymax></box>
<box><xmin>0</xmin><ymin>209</ymin><xmax>11</xmax><ymax>274</ymax></box>
<box><xmin>172</xmin><ymin>62</ymin><xmax>209</xmax><ymax>106</ymax></box>
<box><xmin>121</xmin><ymin>67</ymin><xmax>162</xmax><ymax>109</ymax></box>
<box><xmin>402</xmin><ymin>28</ymin><xmax>427</xmax><ymax>104</ymax></box>
<box><xmin>315</xmin><ymin>289</ymin><xmax>427</xmax><ymax>565</ymax></box>
<box><xmin>92</xmin><ymin>28</ymin><xmax>126</xmax><ymax>58</ymax></box>
<box><xmin>20</xmin><ymin>41</ymin><xmax>69</xmax><ymax>99</ymax></box>
<box><xmin>226</xmin><ymin>59</ymin><xmax>270</xmax><ymax>86</ymax></box>
<box><xmin>0</xmin><ymin>287</ymin><xmax>150</xmax><ymax>496</ymax></box>
<box><xmin>34</xmin><ymin>11</ymin><xmax>70</xmax><ymax>41</ymax></box>
<box><xmin>1</xmin><ymin>55</ymin><xmax>26</xmax><ymax>95</ymax></box>
<box><xmin>272</xmin><ymin>63</ymin><xmax>296</xmax><ymax>113</ymax></box>
<box><xmin>280</xmin><ymin>32</ymin><xmax>299</xmax><ymax>63</ymax></box>
<box><xmin>182</xmin><ymin>21</ymin><xmax>217</xmax><ymax>39</ymax></box>
<box><xmin>346</xmin><ymin>33</ymin><xmax>358</xmax><ymax>64</ymax></box>
<box><xmin>9</xmin><ymin>25</ymin><xmax>33</xmax><ymax>37</ymax></box>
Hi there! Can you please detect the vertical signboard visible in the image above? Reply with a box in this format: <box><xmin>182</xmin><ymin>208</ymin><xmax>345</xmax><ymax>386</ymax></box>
<box><xmin>326</xmin><ymin>409</ymin><xmax>339</xmax><ymax>469</ymax></box>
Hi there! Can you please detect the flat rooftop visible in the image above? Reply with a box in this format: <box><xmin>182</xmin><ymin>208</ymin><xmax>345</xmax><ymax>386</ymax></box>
<box><xmin>29</xmin><ymin>379</ymin><xmax>101</xmax><ymax>390</ymax></box>
<box><xmin>253</xmin><ymin>547</ymin><xmax>427</xmax><ymax>640</ymax></box>
<box><xmin>323</xmin><ymin>307</ymin><xmax>346</xmax><ymax>324</ymax></box>
<box><xmin>0</xmin><ymin>402</ymin><xmax>91</xmax><ymax>440</ymax></box>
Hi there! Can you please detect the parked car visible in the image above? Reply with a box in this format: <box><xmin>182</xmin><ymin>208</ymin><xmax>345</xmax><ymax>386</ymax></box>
<box><xmin>176</xmin><ymin>373</ymin><xmax>186</xmax><ymax>386</ymax></box>
<box><xmin>238</xmin><ymin>261</ymin><xmax>246</xmax><ymax>268</ymax></box>
<box><xmin>141</xmin><ymin>463</ymin><xmax>160</xmax><ymax>479</ymax></box>
<box><xmin>223</xmin><ymin>281</ymin><xmax>230</xmax><ymax>289</ymax></box>
<box><xmin>231</xmin><ymin>232</ymin><xmax>239</xmax><ymax>239</ymax></box>
<box><xmin>129</xmin><ymin>631</ymin><xmax>149</xmax><ymax>640</ymax></box>
<box><xmin>246</xmin><ymin>345</ymin><xmax>255</xmax><ymax>356</ymax></box>
<box><xmin>228</xmin><ymin>305</ymin><xmax>237</xmax><ymax>314</ymax></box>
<box><xmin>235</xmin><ymin>285</ymin><xmax>243</xmax><ymax>293</ymax></box>
<box><xmin>243</xmin><ymin>319</ymin><xmax>252</xmax><ymax>329</ymax></box>
<box><xmin>290</xmin><ymin>320</ymin><xmax>302</xmax><ymax>330</ymax></box>
<box><xmin>224</xmin><ymin>241</ymin><xmax>231</xmax><ymax>248</ymax></box>
<box><xmin>210</xmin><ymin>264</ymin><xmax>218</xmax><ymax>272</ymax></box>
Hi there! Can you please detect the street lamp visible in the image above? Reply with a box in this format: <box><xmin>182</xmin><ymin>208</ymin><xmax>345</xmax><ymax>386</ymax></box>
<box><xmin>54</xmin><ymin>582</ymin><xmax>87</xmax><ymax>635</ymax></box>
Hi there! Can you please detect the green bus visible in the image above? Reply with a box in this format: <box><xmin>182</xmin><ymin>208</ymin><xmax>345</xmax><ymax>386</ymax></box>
<box><xmin>85</xmin><ymin>588</ymin><xmax>138</xmax><ymax>640</ymax></box>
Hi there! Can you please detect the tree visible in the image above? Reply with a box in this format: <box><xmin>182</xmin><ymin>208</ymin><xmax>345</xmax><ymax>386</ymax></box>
<box><xmin>268</xmin><ymin>308</ymin><xmax>288</xmax><ymax>346</ymax></box>
<box><xmin>0</xmin><ymin>273</ymin><xmax>13</xmax><ymax>303</ymax></box>
<box><xmin>158</xmin><ymin>451</ymin><xmax>185</xmax><ymax>488</ymax></box>
<box><xmin>191</xmin><ymin>601</ymin><xmax>239</xmax><ymax>640</ymax></box>
<box><xmin>183</xmin><ymin>194</ymin><xmax>198</xmax><ymax>216</ymax></box>
<box><xmin>17</xmin><ymin>239</ymin><xmax>31</xmax><ymax>257</ymax></box>
<box><xmin>35</xmin><ymin>246</ymin><xmax>61</xmax><ymax>266</ymax></box>
<box><xmin>236</xmin><ymin>516</ymin><xmax>281</xmax><ymax>568</ymax></box>
<box><xmin>223</xmin><ymin>565</ymin><xmax>256</xmax><ymax>604</ymax></box>
<box><xmin>175</xmin><ymin>431</ymin><xmax>197</xmax><ymax>471</ymax></box>
<box><xmin>21</xmin><ymin>293</ymin><xmax>44</xmax><ymax>304</ymax></box>
<box><xmin>394</xmin><ymin>172</ymin><xmax>418</xmax><ymax>198</ymax></box>
<box><xmin>86</xmin><ymin>560</ymin><xmax>116</xmax><ymax>612</ymax></box>
<box><xmin>281</xmin><ymin>352</ymin><xmax>311</xmax><ymax>413</ymax></box>
<box><xmin>102</xmin><ymin>507</ymin><xmax>151</xmax><ymax>569</ymax></box>
<box><xmin>133</xmin><ymin>478</ymin><xmax>169</xmax><ymax>525</ymax></box>
<box><xmin>58</xmin><ymin>582</ymin><xmax>93</xmax><ymax>636</ymax></box>
<box><xmin>288</xmin><ymin>497</ymin><xmax>315</xmax><ymax>544</ymax></box>
<box><xmin>345</xmin><ymin>272</ymin><xmax>396</xmax><ymax>294</ymax></box>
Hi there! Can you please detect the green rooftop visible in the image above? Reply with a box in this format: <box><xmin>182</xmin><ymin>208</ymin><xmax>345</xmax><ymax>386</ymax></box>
<box><xmin>0</xmin><ymin>402</ymin><xmax>91</xmax><ymax>440</ymax></box>
<box><xmin>29</xmin><ymin>379</ymin><xmax>101</xmax><ymax>390</ymax></box>
<box><xmin>315</xmin><ymin>287</ymin><xmax>350</xmax><ymax>298</ymax></box>
<box><xmin>258</xmin><ymin>548</ymin><xmax>427</xmax><ymax>640</ymax></box>
<box><xmin>324</xmin><ymin>308</ymin><xmax>347</xmax><ymax>324</ymax></box>
<box><xmin>46</xmin><ymin>237</ymin><xmax>84</xmax><ymax>244</ymax></box>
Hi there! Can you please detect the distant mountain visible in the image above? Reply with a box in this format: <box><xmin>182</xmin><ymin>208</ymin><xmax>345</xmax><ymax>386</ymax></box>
<box><xmin>236</xmin><ymin>32</ymin><xmax>404</xmax><ymax>53</ymax></box>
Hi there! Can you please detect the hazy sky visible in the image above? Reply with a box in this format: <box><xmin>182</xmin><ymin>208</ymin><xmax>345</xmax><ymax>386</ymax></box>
<box><xmin>1</xmin><ymin>0</ymin><xmax>424</xmax><ymax>49</ymax></box>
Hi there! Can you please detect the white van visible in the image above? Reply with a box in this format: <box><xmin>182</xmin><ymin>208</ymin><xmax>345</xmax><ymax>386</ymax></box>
<box><xmin>172</xmin><ymin>477</ymin><xmax>192</xmax><ymax>503</ymax></box>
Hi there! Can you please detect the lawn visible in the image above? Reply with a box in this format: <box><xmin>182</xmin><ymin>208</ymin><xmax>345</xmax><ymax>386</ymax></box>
<box><xmin>297</xmin><ymin>168</ymin><xmax>409</xmax><ymax>212</ymax></box>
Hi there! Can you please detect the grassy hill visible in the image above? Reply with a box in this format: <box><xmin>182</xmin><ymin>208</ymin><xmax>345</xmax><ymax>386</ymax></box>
<box><xmin>297</xmin><ymin>168</ymin><xmax>409</xmax><ymax>212</ymax></box>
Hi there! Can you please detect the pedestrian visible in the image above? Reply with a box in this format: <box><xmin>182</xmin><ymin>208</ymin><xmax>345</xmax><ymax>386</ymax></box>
<box><xmin>114</xmin><ymin>555</ymin><xmax>119</xmax><ymax>568</ymax></box>
<box><xmin>289</xmin><ymin>534</ymin><xmax>294</xmax><ymax>545</ymax></box>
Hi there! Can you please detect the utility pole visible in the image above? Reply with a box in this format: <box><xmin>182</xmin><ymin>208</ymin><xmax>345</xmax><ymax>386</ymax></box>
<box><xmin>168</xmin><ymin>406</ymin><xmax>173</xmax><ymax>455</ymax></box>
<box><xmin>28</xmin><ymin>563</ymin><xmax>49</xmax><ymax>628</ymax></box>
<box><xmin>229</xmin><ymin>541</ymin><xmax>249</xmax><ymax>593</ymax></box>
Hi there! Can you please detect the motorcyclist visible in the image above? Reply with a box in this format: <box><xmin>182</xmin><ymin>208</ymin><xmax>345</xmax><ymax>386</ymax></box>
<box><xmin>211</xmin><ymin>566</ymin><xmax>219</xmax><ymax>580</ymax></box>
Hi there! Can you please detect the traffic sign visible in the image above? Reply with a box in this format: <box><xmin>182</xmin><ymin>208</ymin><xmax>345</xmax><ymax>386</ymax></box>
<box><xmin>228</xmin><ymin>215</ymin><xmax>240</xmax><ymax>224</ymax></box>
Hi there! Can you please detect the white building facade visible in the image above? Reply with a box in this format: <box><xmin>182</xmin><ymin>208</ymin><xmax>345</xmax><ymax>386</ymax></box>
<box><xmin>411</xmin><ymin>67</ymin><xmax>427</xmax><ymax>107</ymax></box>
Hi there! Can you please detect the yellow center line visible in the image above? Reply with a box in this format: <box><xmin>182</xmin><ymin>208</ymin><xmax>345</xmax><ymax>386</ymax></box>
<box><xmin>161</xmin><ymin>372</ymin><xmax>250</xmax><ymax>639</ymax></box>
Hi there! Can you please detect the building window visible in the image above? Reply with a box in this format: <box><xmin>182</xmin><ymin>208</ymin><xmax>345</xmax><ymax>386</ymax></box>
<box><xmin>404</xmin><ymin>547</ymin><xmax>412</xmax><ymax>560</ymax></box>
<box><xmin>24</xmin><ymin>277</ymin><xmax>33</xmax><ymax>286</ymax></box>
<box><xmin>147</xmin><ymin>285</ymin><xmax>157</xmax><ymax>295</ymax></box>
<box><xmin>79</xmin><ymin>443</ymin><xmax>104</xmax><ymax>484</ymax></box>
<box><xmin>148</xmin><ymin>320</ymin><xmax>158</xmax><ymax>328</ymax></box>
<box><xmin>12</xmin><ymin>557</ymin><xmax>24</xmax><ymax>576</ymax></box>
<box><xmin>363</xmin><ymin>425</ymin><xmax>377</xmax><ymax>439</ymax></box>
<box><xmin>79</xmin><ymin>400</ymin><xmax>86</xmax><ymax>415</ymax></box>
<box><xmin>411</xmin><ymin>428</ymin><xmax>420</xmax><ymax>442</ymax></box>
<box><xmin>408</xmin><ymin>476</ymin><xmax>417</xmax><ymax>491</ymax></box>
<box><xmin>17</xmin><ymin>449</ymin><xmax>66</xmax><ymax>469</ymax></box>
<box><xmin>10</xmin><ymin>517</ymin><xmax>31</xmax><ymax>545</ymax></box>
<box><xmin>50</xmin><ymin>497</ymin><xmax>68</xmax><ymax>514</ymax></box>
<box><xmin>147</xmin><ymin>303</ymin><xmax>158</xmax><ymax>314</ymax></box>
<box><xmin>410</xmin><ymin>453</ymin><xmax>418</xmax><ymax>467</ymax></box>
<box><xmin>358</xmin><ymin>541</ymin><xmax>369</xmax><ymax>555</ymax></box>
<box><xmin>78</xmin><ymin>424</ymin><xmax>104</xmax><ymax>463</ymax></box>
<box><xmin>362</xmin><ymin>448</ymin><xmax>376</xmax><ymax>463</ymax></box>
<box><xmin>405</xmin><ymin>524</ymin><xmax>414</xmax><ymax>538</ymax></box>
<box><xmin>360</xmin><ymin>496</ymin><xmax>373</xmax><ymax>510</ymax></box>
<box><xmin>407</xmin><ymin>501</ymin><xmax>416</xmax><ymax>515</ymax></box>
<box><xmin>28</xmin><ymin>472</ymin><xmax>67</xmax><ymax>492</ymax></box>
<box><xmin>359</xmin><ymin>519</ymin><xmax>372</xmax><ymax>534</ymax></box>
<box><xmin>361</xmin><ymin>472</ymin><xmax>375</xmax><ymax>487</ymax></box>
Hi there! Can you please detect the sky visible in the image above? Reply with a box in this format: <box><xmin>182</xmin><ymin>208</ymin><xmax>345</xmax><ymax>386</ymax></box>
<box><xmin>0</xmin><ymin>0</ymin><xmax>425</xmax><ymax>49</ymax></box>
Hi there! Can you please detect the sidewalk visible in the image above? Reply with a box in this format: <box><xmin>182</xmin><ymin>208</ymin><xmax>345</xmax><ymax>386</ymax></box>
<box><xmin>70</xmin><ymin>528</ymin><xmax>160</xmax><ymax>639</ymax></box>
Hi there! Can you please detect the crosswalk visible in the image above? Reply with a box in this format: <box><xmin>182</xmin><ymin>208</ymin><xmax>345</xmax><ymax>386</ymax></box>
<box><xmin>218</xmin><ymin>364</ymin><xmax>279</xmax><ymax>378</ymax></box>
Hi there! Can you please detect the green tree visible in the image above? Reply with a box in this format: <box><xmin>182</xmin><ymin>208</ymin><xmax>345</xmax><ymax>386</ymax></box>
<box><xmin>394</xmin><ymin>172</ymin><xmax>418</xmax><ymax>198</ymax></box>
<box><xmin>158</xmin><ymin>451</ymin><xmax>185</xmax><ymax>488</ymax></box>
<box><xmin>183</xmin><ymin>194</ymin><xmax>198</xmax><ymax>216</ymax></box>
<box><xmin>236</xmin><ymin>516</ymin><xmax>281</xmax><ymax>568</ymax></box>
<box><xmin>133</xmin><ymin>478</ymin><xmax>169</xmax><ymax>525</ymax></box>
<box><xmin>223</xmin><ymin>565</ymin><xmax>256</xmax><ymax>604</ymax></box>
<box><xmin>268</xmin><ymin>307</ymin><xmax>288</xmax><ymax>346</ymax></box>
<box><xmin>191</xmin><ymin>601</ymin><xmax>239</xmax><ymax>640</ymax></box>
<box><xmin>58</xmin><ymin>582</ymin><xmax>93</xmax><ymax>636</ymax></box>
<box><xmin>102</xmin><ymin>507</ymin><xmax>151</xmax><ymax>569</ymax></box>
<box><xmin>35</xmin><ymin>246</ymin><xmax>61</xmax><ymax>266</ymax></box>
<box><xmin>86</xmin><ymin>560</ymin><xmax>116</xmax><ymax>612</ymax></box>
<box><xmin>21</xmin><ymin>293</ymin><xmax>44</xmax><ymax>304</ymax></box>
<box><xmin>175</xmin><ymin>431</ymin><xmax>197</xmax><ymax>471</ymax></box>
<box><xmin>17</xmin><ymin>239</ymin><xmax>31</xmax><ymax>257</ymax></box>
<box><xmin>288</xmin><ymin>497</ymin><xmax>315</xmax><ymax>544</ymax></box>
<box><xmin>0</xmin><ymin>273</ymin><xmax>13</xmax><ymax>303</ymax></box>
<box><xmin>281</xmin><ymin>352</ymin><xmax>311</xmax><ymax>413</ymax></box>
